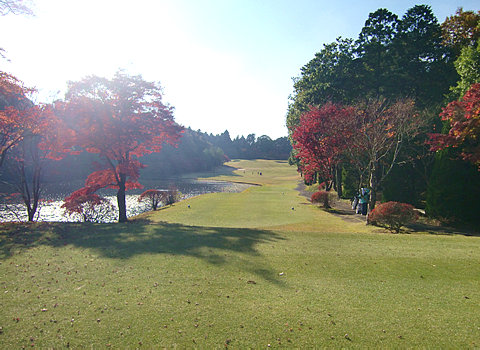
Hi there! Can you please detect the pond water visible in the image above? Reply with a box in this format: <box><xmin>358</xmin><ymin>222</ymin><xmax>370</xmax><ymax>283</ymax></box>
<box><xmin>0</xmin><ymin>179</ymin><xmax>251</xmax><ymax>223</ymax></box>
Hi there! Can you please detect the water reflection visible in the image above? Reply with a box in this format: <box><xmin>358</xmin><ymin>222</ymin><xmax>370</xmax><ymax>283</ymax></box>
<box><xmin>0</xmin><ymin>179</ymin><xmax>251</xmax><ymax>223</ymax></box>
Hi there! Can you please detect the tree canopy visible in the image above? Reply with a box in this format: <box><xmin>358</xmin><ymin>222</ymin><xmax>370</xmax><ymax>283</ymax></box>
<box><xmin>55</xmin><ymin>71</ymin><xmax>184</xmax><ymax>222</ymax></box>
<box><xmin>429</xmin><ymin>83</ymin><xmax>480</xmax><ymax>170</ymax></box>
<box><xmin>286</xmin><ymin>4</ymin><xmax>477</xmax><ymax>219</ymax></box>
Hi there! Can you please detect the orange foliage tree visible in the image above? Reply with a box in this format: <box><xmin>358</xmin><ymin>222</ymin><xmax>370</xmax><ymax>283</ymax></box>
<box><xmin>441</xmin><ymin>8</ymin><xmax>480</xmax><ymax>53</ymax></box>
<box><xmin>55</xmin><ymin>72</ymin><xmax>184</xmax><ymax>222</ymax></box>
<box><xmin>9</xmin><ymin>104</ymin><xmax>60</xmax><ymax>221</ymax></box>
<box><xmin>62</xmin><ymin>188</ymin><xmax>115</xmax><ymax>222</ymax></box>
<box><xmin>292</xmin><ymin>102</ymin><xmax>356</xmax><ymax>189</ymax></box>
<box><xmin>429</xmin><ymin>83</ymin><xmax>480</xmax><ymax>170</ymax></box>
<box><xmin>1</xmin><ymin>71</ymin><xmax>62</xmax><ymax>221</ymax></box>
<box><xmin>0</xmin><ymin>71</ymin><xmax>36</xmax><ymax>167</ymax></box>
<box><xmin>292</xmin><ymin>98</ymin><xmax>418</xmax><ymax>210</ymax></box>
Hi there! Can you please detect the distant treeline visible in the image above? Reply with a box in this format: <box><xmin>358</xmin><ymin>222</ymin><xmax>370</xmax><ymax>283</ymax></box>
<box><xmin>141</xmin><ymin>129</ymin><xmax>291</xmax><ymax>179</ymax></box>
<box><xmin>0</xmin><ymin>128</ymin><xmax>291</xmax><ymax>184</ymax></box>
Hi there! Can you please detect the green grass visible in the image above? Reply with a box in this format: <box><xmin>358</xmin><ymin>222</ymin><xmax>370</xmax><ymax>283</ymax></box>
<box><xmin>1</xmin><ymin>159</ymin><xmax>480</xmax><ymax>348</ymax></box>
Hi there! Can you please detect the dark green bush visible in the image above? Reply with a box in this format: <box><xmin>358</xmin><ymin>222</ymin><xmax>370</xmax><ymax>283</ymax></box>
<box><xmin>426</xmin><ymin>149</ymin><xmax>480</xmax><ymax>224</ymax></box>
<box><xmin>382</xmin><ymin>163</ymin><xmax>425</xmax><ymax>208</ymax></box>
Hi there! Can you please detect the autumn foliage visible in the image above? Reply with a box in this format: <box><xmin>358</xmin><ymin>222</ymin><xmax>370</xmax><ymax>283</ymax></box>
<box><xmin>62</xmin><ymin>188</ymin><xmax>114</xmax><ymax>222</ymax></box>
<box><xmin>1</xmin><ymin>71</ymin><xmax>64</xmax><ymax>221</ymax></box>
<box><xmin>2</xmin><ymin>71</ymin><xmax>183</xmax><ymax>223</ymax></box>
<box><xmin>1</xmin><ymin>72</ymin><xmax>32</xmax><ymax>162</ymax></box>
<box><xmin>0</xmin><ymin>72</ymin><xmax>61</xmax><ymax>158</ymax></box>
<box><xmin>429</xmin><ymin>83</ymin><xmax>480</xmax><ymax>170</ymax></box>
<box><xmin>55</xmin><ymin>72</ymin><xmax>184</xmax><ymax>222</ymax></box>
<box><xmin>292</xmin><ymin>103</ymin><xmax>355</xmax><ymax>183</ymax></box>
<box><xmin>292</xmin><ymin>98</ymin><xmax>417</xmax><ymax>210</ymax></box>
<box><xmin>367</xmin><ymin>201</ymin><xmax>418</xmax><ymax>233</ymax></box>
<box><xmin>441</xmin><ymin>8</ymin><xmax>480</xmax><ymax>51</ymax></box>
<box><xmin>0</xmin><ymin>72</ymin><xmax>45</xmax><ymax>166</ymax></box>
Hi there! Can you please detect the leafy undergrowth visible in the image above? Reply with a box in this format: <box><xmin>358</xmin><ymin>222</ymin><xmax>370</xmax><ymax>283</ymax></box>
<box><xmin>1</xmin><ymin>160</ymin><xmax>479</xmax><ymax>348</ymax></box>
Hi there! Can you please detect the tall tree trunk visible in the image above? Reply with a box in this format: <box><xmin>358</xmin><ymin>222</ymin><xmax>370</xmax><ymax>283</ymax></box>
<box><xmin>117</xmin><ymin>174</ymin><xmax>128</xmax><ymax>223</ymax></box>
<box><xmin>369</xmin><ymin>161</ymin><xmax>378</xmax><ymax>211</ymax></box>
<box><xmin>29</xmin><ymin>161</ymin><xmax>41</xmax><ymax>221</ymax></box>
<box><xmin>27</xmin><ymin>206</ymin><xmax>35</xmax><ymax>221</ymax></box>
<box><xmin>326</xmin><ymin>181</ymin><xmax>334</xmax><ymax>191</ymax></box>
<box><xmin>17</xmin><ymin>151</ymin><xmax>41</xmax><ymax>222</ymax></box>
<box><xmin>335</xmin><ymin>164</ymin><xmax>343</xmax><ymax>198</ymax></box>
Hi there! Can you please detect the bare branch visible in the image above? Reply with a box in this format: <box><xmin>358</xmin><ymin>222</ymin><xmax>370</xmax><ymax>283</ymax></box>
<box><xmin>0</xmin><ymin>0</ymin><xmax>34</xmax><ymax>16</ymax></box>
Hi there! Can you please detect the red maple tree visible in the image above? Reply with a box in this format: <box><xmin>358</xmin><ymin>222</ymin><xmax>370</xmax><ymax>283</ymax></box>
<box><xmin>293</xmin><ymin>99</ymin><xmax>418</xmax><ymax>210</ymax></box>
<box><xmin>1</xmin><ymin>71</ymin><xmax>64</xmax><ymax>221</ymax></box>
<box><xmin>292</xmin><ymin>103</ymin><xmax>356</xmax><ymax>185</ymax></box>
<box><xmin>56</xmin><ymin>72</ymin><xmax>184</xmax><ymax>222</ymax></box>
<box><xmin>62</xmin><ymin>187</ymin><xmax>114</xmax><ymax>222</ymax></box>
<box><xmin>429</xmin><ymin>83</ymin><xmax>480</xmax><ymax>170</ymax></box>
<box><xmin>11</xmin><ymin>104</ymin><xmax>61</xmax><ymax>221</ymax></box>
<box><xmin>0</xmin><ymin>71</ymin><xmax>37</xmax><ymax>167</ymax></box>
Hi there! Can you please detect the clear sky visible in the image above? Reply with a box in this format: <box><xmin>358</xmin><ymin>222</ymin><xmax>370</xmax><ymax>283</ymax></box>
<box><xmin>0</xmin><ymin>0</ymin><xmax>478</xmax><ymax>139</ymax></box>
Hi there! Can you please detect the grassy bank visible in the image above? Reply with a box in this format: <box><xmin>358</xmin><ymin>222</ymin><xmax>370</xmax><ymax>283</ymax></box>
<box><xmin>1</xmin><ymin>160</ymin><xmax>479</xmax><ymax>348</ymax></box>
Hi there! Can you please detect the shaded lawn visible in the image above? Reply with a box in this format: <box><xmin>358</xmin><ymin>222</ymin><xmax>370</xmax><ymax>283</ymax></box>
<box><xmin>1</xmin><ymin>221</ymin><xmax>479</xmax><ymax>348</ymax></box>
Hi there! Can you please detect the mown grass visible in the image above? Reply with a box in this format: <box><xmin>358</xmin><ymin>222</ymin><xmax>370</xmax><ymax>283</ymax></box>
<box><xmin>1</xmin><ymin>159</ymin><xmax>479</xmax><ymax>348</ymax></box>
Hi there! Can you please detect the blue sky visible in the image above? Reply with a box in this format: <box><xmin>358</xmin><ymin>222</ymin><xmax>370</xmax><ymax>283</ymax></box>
<box><xmin>0</xmin><ymin>0</ymin><xmax>478</xmax><ymax>138</ymax></box>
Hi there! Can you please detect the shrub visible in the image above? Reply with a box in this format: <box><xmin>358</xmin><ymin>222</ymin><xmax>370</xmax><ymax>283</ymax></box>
<box><xmin>138</xmin><ymin>189</ymin><xmax>163</xmax><ymax>211</ymax></box>
<box><xmin>164</xmin><ymin>186</ymin><xmax>181</xmax><ymax>206</ymax></box>
<box><xmin>138</xmin><ymin>187</ymin><xmax>181</xmax><ymax>211</ymax></box>
<box><xmin>368</xmin><ymin>201</ymin><xmax>418</xmax><ymax>233</ymax></box>
<box><xmin>311</xmin><ymin>191</ymin><xmax>335</xmax><ymax>208</ymax></box>
<box><xmin>62</xmin><ymin>191</ymin><xmax>115</xmax><ymax>223</ymax></box>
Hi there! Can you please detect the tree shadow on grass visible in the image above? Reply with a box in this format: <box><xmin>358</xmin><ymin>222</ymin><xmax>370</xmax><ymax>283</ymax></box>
<box><xmin>323</xmin><ymin>207</ymin><xmax>356</xmax><ymax>216</ymax></box>
<box><xmin>0</xmin><ymin>220</ymin><xmax>286</xmax><ymax>285</ymax></box>
<box><xmin>319</xmin><ymin>207</ymin><xmax>367</xmax><ymax>225</ymax></box>
<box><xmin>405</xmin><ymin>222</ymin><xmax>480</xmax><ymax>237</ymax></box>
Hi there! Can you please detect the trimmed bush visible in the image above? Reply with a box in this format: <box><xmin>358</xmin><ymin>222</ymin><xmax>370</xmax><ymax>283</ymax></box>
<box><xmin>368</xmin><ymin>201</ymin><xmax>418</xmax><ymax>233</ymax></box>
<box><xmin>311</xmin><ymin>191</ymin><xmax>335</xmax><ymax>208</ymax></box>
